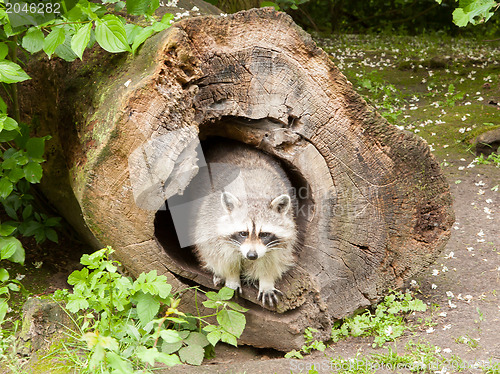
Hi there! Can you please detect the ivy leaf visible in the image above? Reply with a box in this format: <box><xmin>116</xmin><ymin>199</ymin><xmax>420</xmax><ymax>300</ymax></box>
<box><xmin>0</xmin><ymin>61</ymin><xmax>31</xmax><ymax>84</ymax></box>
<box><xmin>178</xmin><ymin>344</ymin><xmax>205</xmax><ymax>365</ymax></box>
<box><xmin>217</xmin><ymin>309</ymin><xmax>245</xmax><ymax>338</ymax></box>
<box><xmin>22</xmin><ymin>28</ymin><xmax>45</xmax><ymax>53</ymax></box>
<box><xmin>71</xmin><ymin>22</ymin><xmax>92</xmax><ymax>60</ymax></box>
<box><xmin>135</xmin><ymin>292</ymin><xmax>160</xmax><ymax>326</ymax></box>
<box><xmin>95</xmin><ymin>15</ymin><xmax>131</xmax><ymax>53</ymax></box>
<box><xmin>43</xmin><ymin>27</ymin><xmax>66</xmax><ymax>58</ymax></box>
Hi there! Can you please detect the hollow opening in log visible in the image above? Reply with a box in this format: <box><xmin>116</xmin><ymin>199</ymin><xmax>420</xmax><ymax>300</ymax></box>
<box><xmin>153</xmin><ymin>122</ymin><xmax>313</xmax><ymax>298</ymax></box>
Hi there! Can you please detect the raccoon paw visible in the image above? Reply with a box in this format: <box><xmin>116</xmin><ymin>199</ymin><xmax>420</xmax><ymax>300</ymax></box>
<box><xmin>224</xmin><ymin>280</ymin><xmax>242</xmax><ymax>295</ymax></box>
<box><xmin>213</xmin><ymin>274</ymin><xmax>224</xmax><ymax>287</ymax></box>
<box><xmin>258</xmin><ymin>288</ymin><xmax>282</xmax><ymax>308</ymax></box>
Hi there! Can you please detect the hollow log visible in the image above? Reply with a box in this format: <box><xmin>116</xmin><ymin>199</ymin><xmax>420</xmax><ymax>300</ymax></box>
<box><xmin>21</xmin><ymin>8</ymin><xmax>454</xmax><ymax>350</ymax></box>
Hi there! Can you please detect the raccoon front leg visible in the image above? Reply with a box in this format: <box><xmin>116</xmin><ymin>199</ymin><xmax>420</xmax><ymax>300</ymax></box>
<box><xmin>257</xmin><ymin>277</ymin><xmax>282</xmax><ymax>307</ymax></box>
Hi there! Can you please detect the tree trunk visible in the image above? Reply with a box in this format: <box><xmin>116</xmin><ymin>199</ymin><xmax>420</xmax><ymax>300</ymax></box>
<box><xmin>20</xmin><ymin>7</ymin><xmax>454</xmax><ymax>350</ymax></box>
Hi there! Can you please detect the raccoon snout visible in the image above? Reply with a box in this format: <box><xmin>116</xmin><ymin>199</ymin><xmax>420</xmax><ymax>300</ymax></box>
<box><xmin>246</xmin><ymin>251</ymin><xmax>258</xmax><ymax>260</ymax></box>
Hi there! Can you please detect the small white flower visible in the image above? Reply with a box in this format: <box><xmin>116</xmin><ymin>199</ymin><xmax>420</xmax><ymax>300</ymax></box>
<box><xmin>432</xmin><ymin>284</ymin><xmax>437</xmax><ymax>289</ymax></box>
<box><xmin>446</xmin><ymin>291</ymin><xmax>454</xmax><ymax>298</ymax></box>
<box><xmin>475</xmin><ymin>181</ymin><xmax>485</xmax><ymax>186</ymax></box>
<box><xmin>477</xmin><ymin>229</ymin><xmax>485</xmax><ymax>237</ymax></box>
<box><xmin>442</xmin><ymin>265</ymin><xmax>449</xmax><ymax>272</ymax></box>
<box><xmin>16</xmin><ymin>274</ymin><xmax>25</xmax><ymax>281</ymax></box>
<box><xmin>410</xmin><ymin>280</ymin><xmax>418</xmax><ymax>287</ymax></box>
<box><xmin>467</xmin><ymin>247</ymin><xmax>474</xmax><ymax>251</ymax></box>
<box><xmin>439</xmin><ymin>312</ymin><xmax>447</xmax><ymax>317</ymax></box>
<box><xmin>484</xmin><ymin>207</ymin><xmax>492</xmax><ymax>215</ymax></box>
<box><xmin>478</xmin><ymin>189</ymin><xmax>485</xmax><ymax>195</ymax></box>
<box><xmin>385</xmin><ymin>325</ymin><xmax>393</xmax><ymax>336</ymax></box>
<box><xmin>486</xmin><ymin>198</ymin><xmax>493</xmax><ymax>204</ymax></box>
<box><xmin>443</xmin><ymin>348</ymin><xmax>452</xmax><ymax>353</ymax></box>
<box><xmin>432</xmin><ymin>269</ymin><xmax>440</xmax><ymax>276</ymax></box>
<box><xmin>191</xmin><ymin>6</ymin><xmax>199</xmax><ymax>11</ymax></box>
<box><xmin>448</xmin><ymin>300</ymin><xmax>457</xmax><ymax>308</ymax></box>
<box><xmin>464</xmin><ymin>295</ymin><xmax>473</xmax><ymax>303</ymax></box>
<box><xmin>458</xmin><ymin>166</ymin><xmax>465</xmax><ymax>170</ymax></box>
<box><xmin>445</xmin><ymin>251</ymin><xmax>456</xmax><ymax>259</ymax></box>
<box><xmin>443</xmin><ymin>324</ymin><xmax>451</xmax><ymax>330</ymax></box>
<box><xmin>426</xmin><ymin>327</ymin><xmax>435</xmax><ymax>333</ymax></box>
<box><xmin>124</xmin><ymin>79</ymin><xmax>132</xmax><ymax>87</ymax></box>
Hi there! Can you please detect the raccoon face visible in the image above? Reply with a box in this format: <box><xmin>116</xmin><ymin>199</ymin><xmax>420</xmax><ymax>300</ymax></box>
<box><xmin>219</xmin><ymin>192</ymin><xmax>293</xmax><ymax>260</ymax></box>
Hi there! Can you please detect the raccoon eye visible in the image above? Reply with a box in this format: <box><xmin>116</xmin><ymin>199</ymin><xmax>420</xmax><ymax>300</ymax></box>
<box><xmin>259</xmin><ymin>232</ymin><xmax>271</xmax><ymax>239</ymax></box>
<box><xmin>238</xmin><ymin>231</ymin><xmax>249</xmax><ymax>238</ymax></box>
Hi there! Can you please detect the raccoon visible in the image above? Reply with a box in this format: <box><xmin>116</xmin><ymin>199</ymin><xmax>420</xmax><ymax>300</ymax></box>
<box><xmin>191</xmin><ymin>140</ymin><xmax>297</xmax><ymax>307</ymax></box>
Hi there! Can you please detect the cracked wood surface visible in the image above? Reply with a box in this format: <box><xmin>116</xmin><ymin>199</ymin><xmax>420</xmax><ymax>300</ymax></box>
<box><xmin>20</xmin><ymin>8</ymin><xmax>454</xmax><ymax>350</ymax></box>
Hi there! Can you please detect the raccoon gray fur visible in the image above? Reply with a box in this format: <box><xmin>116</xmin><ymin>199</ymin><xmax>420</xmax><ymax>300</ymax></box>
<box><xmin>191</xmin><ymin>140</ymin><xmax>297</xmax><ymax>307</ymax></box>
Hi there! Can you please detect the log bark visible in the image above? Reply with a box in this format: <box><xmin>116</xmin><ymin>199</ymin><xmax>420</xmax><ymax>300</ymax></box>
<box><xmin>20</xmin><ymin>8</ymin><xmax>454</xmax><ymax>350</ymax></box>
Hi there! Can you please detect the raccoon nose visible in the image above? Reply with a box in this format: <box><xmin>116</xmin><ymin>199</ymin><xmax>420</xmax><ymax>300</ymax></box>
<box><xmin>246</xmin><ymin>251</ymin><xmax>258</xmax><ymax>260</ymax></box>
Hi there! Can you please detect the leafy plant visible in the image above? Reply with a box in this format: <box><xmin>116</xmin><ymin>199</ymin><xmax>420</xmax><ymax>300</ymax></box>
<box><xmin>53</xmin><ymin>246</ymin><xmax>248</xmax><ymax>372</ymax></box>
<box><xmin>285</xmin><ymin>327</ymin><xmax>326</xmax><ymax>359</ymax></box>
<box><xmin>475</xmin><ymin>153</ymin><xmax>500</xmax><ymax>167</ymax></box>
<box><xmin>330</xmin><ymin>290</ymin><xmax>427</xmax><ymax>348</ymax></box>
<box><xmin>436</xmin><ymin>0</ymin><xmax>500</xmax><ymax>27</ymax></box>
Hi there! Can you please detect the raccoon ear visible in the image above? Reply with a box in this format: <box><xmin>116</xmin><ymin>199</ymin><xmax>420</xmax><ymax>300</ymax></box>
<box><xmin>221</xmin><ymin>192</ymin><xmax>240</xmax><ymax>213</ymax></box>
<box><xmin>270</xmin><ymin>194</ymin><xmax>291</xmax><ymax>214</ymax></box>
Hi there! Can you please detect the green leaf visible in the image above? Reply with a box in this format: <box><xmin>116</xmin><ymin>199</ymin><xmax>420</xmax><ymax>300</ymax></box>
<box><xmin>0</xmin><ymin>43</ymin><xmax>8</xmax><ymax>60</ymax></box>
<box><xmin>124</xmin><ymin>23</ymin><xmax>142</xmax><ymax>45</ymax></box>
<box><xmin>55</xmin><ymin>33</ymin><xmax>79</xmax><ymax>62</ymax></box>
<box><xmin>0</xmin><ymin>178</ymin><xmax>13</xmax><ymax>199</ymax></box>
<box><xmin>95</xmin><ymin>15</ymin><xmax>131</xmax><ymax>53</ymax></box>
<box><xmin>0</xmin><ymin>61</ymin><xmax>31</xmax><ymax>84</ymax></box>
<box><xmin>71</xmin><ymin>22</ymin><xmax>92</xmax><ymax>60</ymax></box>
<box><xmin>26</xmin><ymin>137</ymin><xmax>46</xmax><ymax>160</ymax></box>
<box><xmin>205</xmin><ymin>329</ymin><xmax>221</xmax><ymax>347</ymax></box>
<box><xmin>161</xmin><ymin>340</ymin><xmax>183</xmax><ymax>354</ymax></box>
<box><xmin>217</xmin><ymin>309</ymin><xmax>245</xmax><ymax>338</ymax></box>
<box><xmin>0</xmin><ymin>224</ymin><xmax>16</xmax><ymax>237</ymax></box>
<box><xmin>184</xmin><ymin>331</ymin><xmax>210</xmax><ymax>347</ymax></box>
<box><xmin>43</xmin><ymin>27</ymin><xmax>66</xmax><ymax>58</ymax></box>
<box><xmin>126</xmin><ymin>0</ymin><xmax>151</xmax><ymax>15</ymax></box>
<box><xmin>46</xmin><ymin>229</ymin><xmax>58</xmax><ymax>243</ymax></box>
<box><xmin>22</xmin><ymin>28</ymin><xmax>45</xmax><ymax>53</ymax></box>
<box><xmin>220</xmin><ymin>331</ymin><xmax>238</xmax><ymax>346</ymax></box>
<box><xmin>159</xmin><ymin>329</ymin><xmax>182</xmax><ymax>343</ymax></box>
<box><xmin>218</xmin><ymin>287</ymin><xmax>235</xmax><ymax>300</ymax></box>
<box><xmin>106</xmin><ymin>351</ymin><xmax>134</xmax><ymax>374</ymax></box>
<box><xmin>136</xmin><ymin>346</ymin><xmax>161</xmax><ymax>366</ymax></box>
<box><xmin>0</xmin><ymin>268</ymin><xmax>9</xmax><ymax>282</ymax></box>
<box><xmin>0</xmin><ymin>115</ymin><xmax>19</xmax><ymax>131</ymax></box>
<box><xmin>136</xmin><ymin>292</ymin><xmax>160</xmax><ymax>326</ymax></box>
<box><xmin>178</xmin><ymin>344</ymin><xmax>204</xmax><ymax>365</ymax></box>
<box><xmin>0</xmin><ymin>299</ymin><xmax>7</xmax><ymax>324</ymax></box>
<box><xmin>0</xmin><ymin>236</ymin><xmax>24</xmax><ymax>264</ymax></box>
<box><xmin>131</xmin><ymin>26</ymin><xmax>154</xmax><ymax>54</ymax></box>
<box><xmin>24</xmin><ymin>161</ymin><xmax>43</xmax><ymax>183</ymax></box>
<box><xmin>67</xmin><ymin>268</ymin><xmax>89</xmax><ymax>285</ymax></box>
